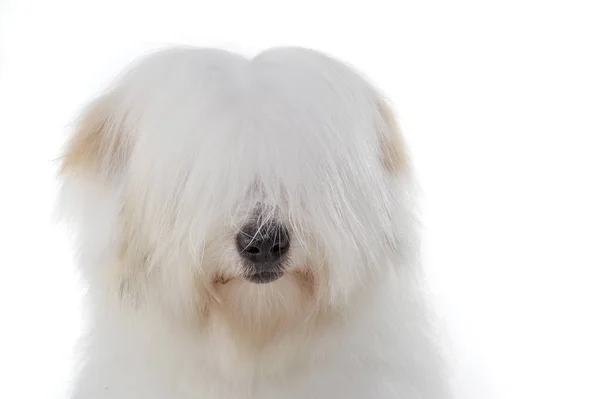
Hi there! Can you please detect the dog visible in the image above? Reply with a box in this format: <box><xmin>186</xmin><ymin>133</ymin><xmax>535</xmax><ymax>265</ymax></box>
<box><xmin>57</xmin><ymin>46</ymin><xmax>450</xmax><ymax>398</ymax></box>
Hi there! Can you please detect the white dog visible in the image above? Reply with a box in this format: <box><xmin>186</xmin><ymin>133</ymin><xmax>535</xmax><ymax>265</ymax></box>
<box><xmin>58</xmin><ymin>46</ymin><xmax>450</xmax><ymax>398</ymax></box>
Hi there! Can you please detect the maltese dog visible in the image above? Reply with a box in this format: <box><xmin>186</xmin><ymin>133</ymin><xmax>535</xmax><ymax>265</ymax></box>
<box><xmin>58</xmin><ymin>46</ymin><xmax>449</xmax><ymax>398</ymax></box>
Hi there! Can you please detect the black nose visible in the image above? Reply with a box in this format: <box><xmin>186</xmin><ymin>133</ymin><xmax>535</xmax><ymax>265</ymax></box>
<box><xmin>236</xmin><ymin>222</ymin><xmax>290</xmax><ymax>283</ymax></box>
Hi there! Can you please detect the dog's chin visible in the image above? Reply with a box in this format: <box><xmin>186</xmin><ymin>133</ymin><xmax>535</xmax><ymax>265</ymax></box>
<box><xmin>245</xmin><ymin>271</ymin><xmax>284</xmax><ymax>284</ymax></box>
<box><xmin>207</xmin><ymin>266</ymin><xmax>320</xmax><ymax>346</ymax></box>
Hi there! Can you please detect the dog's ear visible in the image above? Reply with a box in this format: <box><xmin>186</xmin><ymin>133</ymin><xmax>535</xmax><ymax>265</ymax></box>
<box><xmin>376</xmin><ymin>98</ymin><xmax>407</xmax><ymax>175</ymax></box>
<box><xmin>59</xmin><ymin>94</ymin><xmax>131</xmax><ymax>180</ymax></box>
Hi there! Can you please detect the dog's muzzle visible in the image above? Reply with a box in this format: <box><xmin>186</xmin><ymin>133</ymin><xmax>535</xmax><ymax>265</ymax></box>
<box><xmin>235</xmin><ymin>221</ymin><xmax>290</xmax><ymax>284</ymax></box>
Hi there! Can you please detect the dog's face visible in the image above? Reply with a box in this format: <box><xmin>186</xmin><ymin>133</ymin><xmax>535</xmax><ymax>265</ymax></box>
<box><xmin>59</xmin><ymin>47</ymin><xmax>413</xmax><ymax>339</ymax></box>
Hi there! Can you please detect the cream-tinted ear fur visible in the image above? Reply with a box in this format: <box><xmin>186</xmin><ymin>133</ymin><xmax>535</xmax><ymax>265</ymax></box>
<box><xmin>57</xmin><ymin>93</ymin><xmax>141</xmax><ymax>307</ymax></box>
<box><xmin>377</xmin><ymin>98</ymin><xmax>407</xmax><ymax>175</ymax></box>
<box><xmin>60</xmin><ymin>94</ymin><xmax>131</xmax><ymax>179</ymax></box>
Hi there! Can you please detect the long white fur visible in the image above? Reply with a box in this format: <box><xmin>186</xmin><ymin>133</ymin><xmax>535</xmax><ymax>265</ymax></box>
<box><xmin>58</xmin><ymin>46</ymin><xmax>450</xmax><ymax>398</ymax></box>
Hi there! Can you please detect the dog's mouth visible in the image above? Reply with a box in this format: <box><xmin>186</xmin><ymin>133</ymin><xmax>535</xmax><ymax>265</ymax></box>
<box><xmin>213</xmin><ymin>270</ymin><xmax>285</xmax><ymax>285</ymax></box>
<box><xmin>245</xmin><ymin>270</ymin><xmax>284</xmax><ymax>284</ymax></box>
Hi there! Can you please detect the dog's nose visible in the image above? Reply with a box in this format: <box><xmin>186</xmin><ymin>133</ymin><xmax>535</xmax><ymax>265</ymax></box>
<box><xmin>236</xmin><ymin>223</ymin><xmax>290</xmax><ymax>264</ymax></box>
<box><xmin>236</xmin><ymin>222</ymin><xmax>289</xmax><ymax>283</ymax></box>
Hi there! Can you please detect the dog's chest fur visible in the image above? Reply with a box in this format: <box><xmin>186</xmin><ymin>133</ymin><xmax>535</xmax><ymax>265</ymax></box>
<box><xmin>72</xmin><ymin>276</ymin><xmax>446</xmax><ymax>399</ymax></box>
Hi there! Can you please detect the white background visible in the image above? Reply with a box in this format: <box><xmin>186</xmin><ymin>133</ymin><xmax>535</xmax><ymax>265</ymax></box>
<box><xmin>1</xmin><ymin>0</ymin><xmax>599</xmax><ymax>398</ymax></box>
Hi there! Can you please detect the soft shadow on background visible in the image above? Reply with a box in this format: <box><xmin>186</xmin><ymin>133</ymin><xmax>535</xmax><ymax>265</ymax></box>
<box><xmin>0</xmin><ymin>1</ymin><xmax>598</xmax><ymax>398</ymax></box>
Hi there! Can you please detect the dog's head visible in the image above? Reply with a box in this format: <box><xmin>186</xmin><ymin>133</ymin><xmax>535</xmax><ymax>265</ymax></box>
<box><xmin>58</xmin><ymin>47</ymin><xmax>416</xmax><ymax>339</ymax></box>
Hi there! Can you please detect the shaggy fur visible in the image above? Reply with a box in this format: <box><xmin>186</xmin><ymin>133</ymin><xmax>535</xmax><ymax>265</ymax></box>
<box><xmin>58</xmin><ymin>46</ymin><xmax>449</xmax><ymax>398</ymax></box>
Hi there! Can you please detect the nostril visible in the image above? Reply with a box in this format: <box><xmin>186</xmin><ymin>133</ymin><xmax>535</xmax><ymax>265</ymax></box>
<box><xmin>270</xmin><ymin>236</ymin><xmax>290</xmax><ymax>255</ymax></box>
<box><xmin>246</xmin><ymin>246</ymin><xmax>260</xmax><ymax>255</ymax></box>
